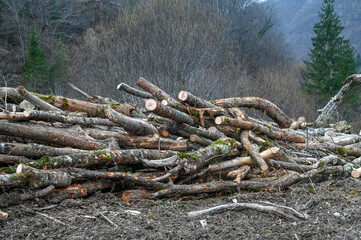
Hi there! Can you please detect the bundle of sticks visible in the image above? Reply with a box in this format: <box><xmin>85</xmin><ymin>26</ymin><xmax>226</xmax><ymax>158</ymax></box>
<box><xmin>0</xmin><ymin>75</ymin><xmax>360</xmax><ymax>207</ymax></box>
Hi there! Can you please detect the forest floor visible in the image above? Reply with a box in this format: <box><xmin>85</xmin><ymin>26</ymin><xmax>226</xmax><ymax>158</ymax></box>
<box><xmin>1</xmin><ymin>177</ymin><xmax>360</xmax><ymax>240</ymax></box>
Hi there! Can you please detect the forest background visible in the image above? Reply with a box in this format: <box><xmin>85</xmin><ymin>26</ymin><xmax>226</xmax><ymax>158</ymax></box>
<box><xmin>0</xmin><ymin>0</ymin><xmax>360</xmax><ymax>130</ymax></box>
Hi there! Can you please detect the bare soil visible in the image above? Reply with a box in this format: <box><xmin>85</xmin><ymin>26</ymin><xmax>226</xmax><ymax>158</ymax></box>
<box><xmin>1</xmin><ymin>177</ymin><xmax>360</xmax><ymax>240</ymax></box>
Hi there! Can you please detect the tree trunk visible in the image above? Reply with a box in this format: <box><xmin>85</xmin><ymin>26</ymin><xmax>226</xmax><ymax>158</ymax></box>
<box><xmin>317</xmin><ymin>74</ymin><xmax>361</xmax><ymax>122</ymax></box>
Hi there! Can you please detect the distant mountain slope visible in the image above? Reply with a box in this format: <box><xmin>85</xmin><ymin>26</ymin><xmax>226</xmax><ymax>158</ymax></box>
<box><xmin>269</xmin><ymin>0</ymin><xmax>361</xmax><ymax>61</ymax></box>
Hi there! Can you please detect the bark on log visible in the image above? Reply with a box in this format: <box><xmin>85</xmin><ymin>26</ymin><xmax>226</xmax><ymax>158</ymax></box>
<box><xmin>0</xmin><ymin>142</ymin><xmax>88</xmax><ymax>158</ymax></box>
<box><xmin>0</xmin><ymin>87</ymin><xmax>22</xmax><ymax>103</ymax></box>
<box><xmin>317</xmin><ymin>74</ymin><xmax>361</xmax><ymax>122</ymax></box>
<box><xmin>32</xmin><ymin>93</ymin><xmax>133</xmax><ymax>117</ymax></box>
<box><xmin>178</xmin><ymin>91</ymin><xmax>218</xmax><ymax>108</ymax></box>
<box><xmin>145</xmin><ymin>99</ymin><xmax>195</xmax><ymax>125</ymax></box>
<box><xmin>68</xmin><ymin>83</ymin><xmax>118</xmax><ymax>104</ymax></box>
<box><xmin>17</xmin><ymin>86</ymin><xmax>65</xmax><ymax>113</ymax></box>
<box><xmin>66</xmin><ymin>168</ymin><xmax>167</xmax><ymax>189</ymax></box>
<box><xmin>117</xmin><ymin>83</ymin><xmax>155</xmax><ymax>99</ymax></box>
<box><xmin>209</xmin><ymin>147</ymin><xmax>281</xmax><ymax>172</ymax></box>
<box><xmin>104</xmin><ymin>105</ymin><xmax>159</xmax><ymax>136</ymax></box>
<box><xmin>240</xmin><ymin>131</ymin><xmax>268</xmax><ymax>171</ymax></box>
<box><xmin>177</xmin><ymin>91</ymin><xmax>228</xmax><ymax>116</ymax></box>
<box><xmin>0</xmin><ymin>173</ymin><xmax>26</xmax><ymax>188</ymax></box>
<box><xmin>85</xmin><ymin>128</ymin><xmax>187</xmax><ymax>151</ymax></box>
<box><xmin>189</xmin><ymin>134</ymin><xmax>213</xmax><ymax>146</ymax></box>
<box><xmin>213</xmin><ymin>97</ymin><xmax>292</xmax><ymax>128</ymax></box>
<box><xmin>0</xmin><ymin>185</ymin><xmax>55</xmax><ymax>207</ymax></box>
<box><xmin>227</xmin><ymin>165</ymin><xmax>251</xmax><ymax>184</ymax></box>
<box><xmin>46</xmin><ymin>180</ymin><xmax>112</xmax><ymax>203</ymax></box>
<box><xmin>30</xmin><ymin>149</ymin><xmax>177</xmax><ymax>169</ymax></box>
<box><xmin>215</xmin><ymin>116</ymin><xmax>305</xmax><ymax>143</ymax></box>
<box><xmin>137</xmin><ymin>77</ymin><xmax>188</xmax><ymax>112</ymax></box>
<box><xmin>181</xmin><ymin>138</ymin><xmax>239</xmax><ymax>175</ymax></box>
<box><xmin>0</xmin><ymin>154</ymin><xmax>32</xmax><ymax>164</ymax></box>
<box><xmin>0</xmin><ymin>110</ymin><xmax>116</xmax><ymax>126</ymax></box>
<box><xmin>16</xmin><ymin>164</ymin><xmax>72</xmax><ymax>188</ymax></box>
<box><xmin>0</xmin><ymin>121</ymin><xmax>106</xmax><ymax>150</ymax></box>
<box><xmin>230</xmin><ymin>107</ymin><xmax>247</xmax><ymax>121</ymax></box>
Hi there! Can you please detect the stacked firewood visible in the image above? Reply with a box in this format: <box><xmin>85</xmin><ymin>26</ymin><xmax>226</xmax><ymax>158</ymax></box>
<box><xmin>0</xmin><ymin>75</ymin><xmax>360</xmax><ymax>207</ymax></box>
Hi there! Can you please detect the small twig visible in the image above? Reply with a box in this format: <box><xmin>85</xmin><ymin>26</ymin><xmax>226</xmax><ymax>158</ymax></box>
<box><xmin>92</xmin><ymin>206</ymin><xmax>119</xmax><ymax>228</ymax></box>
<box><xmin>35</xmin><ymin>212</ymin><xmax>69</xmax><ymax>226</ymax></box>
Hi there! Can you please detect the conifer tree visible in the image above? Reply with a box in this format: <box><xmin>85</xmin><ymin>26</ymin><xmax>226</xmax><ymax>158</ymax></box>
<box><xmin>302</xmin><ymin>0</ymin><xmax>358</xmax><ymax>104</ymax></box>
<box><xmin>23</xmin><ymin>29</ymin><xmax>47</xmax><ymax>93</ymax></box>
<box><xmin>48</xmin><ymin>39</ymin><xmax>72</xmax><ymax>94</ymax></box>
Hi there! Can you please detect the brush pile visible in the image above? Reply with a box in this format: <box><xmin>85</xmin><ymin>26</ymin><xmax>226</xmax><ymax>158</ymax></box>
<box><xmin>0</xmin><ymin>75</ymin><xmax>360</xmax><ymax>207</ymax></box>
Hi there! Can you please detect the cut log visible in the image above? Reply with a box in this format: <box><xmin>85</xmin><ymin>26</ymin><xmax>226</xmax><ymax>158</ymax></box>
<box><xmin>66</xmin><ymin>168</ymin><xmax>167</xmax><ymax>189</ymax></box>
<box><xmin>209</xmin><ymin>147</ymin><xmax>281</xmax><ymax>172</ymax></box>
<box><xmin>351</xmin><ymin>167</ymin><xmax>361</xmax><ymax>178</ymax></box>
<box><xmin>0</xmin><ymin>185</ymin><xmax>55</xmax><ymax>207</ymax></box>
<box><xmin>0</xmin><ymin>110</ymin><xmax>116</xmax><ymax>126</ymax></box>
<box><xmin>68</xmin><ymin>83</ymin><xmax>118</xmax><ymax>104</ymax></box>
<box><xmin>46</xmin><ymin>181</ymin><xmax>112</xmax><ymax>203</ymax></box>
<box><xmin>317</xmin><ymin>74</ymin><xmax>361</xmax><ymax>122</ymax></box>
<box><xmin>31</xmin><ymin>92</ymin><xmax>133</xmax><ymax>117</ymax></box>
<box><xmin>137</xmin><ymin>77</ymin><xmax>188</xmax><ymax>112</ymax></box>
<box><xmin>177</xmin><ymin>91</ymin><xmax>228</xmax><ymax>116</ymax></box>
<box><xmin>178</xmin><ymin>91</ymin><xmax>218</xmax><ymax>108</ymax></box>
<box><xmin>0</xmin><ymin>210</ymin><xmax>8</xmax><ymax>221</ymax></box>
<box><xmin>145</xmin><ymin>99</ymin><xmax>195</xmax><ymax>125</ymax></box>
<box><xmin>104</xmin><ymin>105</ymin><xmax>159</xmax><ymax>136</ymax></box>
<box><xmin>0</xmin><ymin>142</ymin><xmax>88</xmax><ymax>158</ymax></box>
<box><xmin>16</xmin><ymin>86</ymin><xmax>65</xmax><ymax>114</ymax></box>
<box><xmin>0</xmin><ymin>121</ymin><xmax>106</xmax><ymax>150</ymax></box>
<box><xmin>181</xmin><ymin>138</ymin><xmax>239</xmax><ymax>174</ymax></box>
<box><xmin>215</xmin><ymin>116</ymin><xmax>305</xmax><ymax>143</ymax></box>
<box><xmin>30</xmin><ymin>149</ymin><xmax>177</xmax><ymax>169</ymax></box>
<box><xmin>117</xmin><ymin>82</ymin><xmax>155</xmax><ymax>99</ymax></box>
<box><xmin>16</xmin><ymin>164</ymin><xmax>72</xmax><ymax>188</ymax></box>
<box><xmin>85</xmin><ymin>128</ymin><xmax>187</xmax><ymax>151</ymax></box>
<box><xmin>189</xmin><ymin>134</ymin><xmax>213</xmax><ymax>146</ymax></box>
<box><xmin>230</xmin><ymin>107</ymin><xmax>247</xmax><ymax>121</ymax></box>
<box><xmin>240</xmin><ymin>131</ymin><xmax>268</xmax><ymax>171</ymax></box>
<box><xmin>312</xmin><ymin>155</ymin><xmax>340</xmax><ymax>168</ymax></box>
<box><xmin>227</xmin><ymin>165</ymin><xmax>251</xmax><ymax>184</ymax></box>
<box><xmin>213</xmin><ymin>97</ymin><xmax>292</xmax><ymax>128</ymax></box>
<box><xmin>0</xmin><ymin>154</ymin><xmax>32</xmax><ymax>164</ymax></box>
<box><xmin>0</xmin><ymin>173</ymin><xmax>26</xmax><ymax>188</ymax></box>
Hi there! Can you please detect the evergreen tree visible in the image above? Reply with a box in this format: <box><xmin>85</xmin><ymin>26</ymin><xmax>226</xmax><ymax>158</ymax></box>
<box><xmin>48</xmin><ymin>39</ymin><xmax>72</xmax><ymax>94</ymax></box>
<box><xmin>302</xmin><ymin>0</ymin><xmax>358</xmax><ymax>104</ymax></box>
<box><xmin>23</xmin><ymin>29</ymin><xmax>48</xmax><ymax>93</ymax></box>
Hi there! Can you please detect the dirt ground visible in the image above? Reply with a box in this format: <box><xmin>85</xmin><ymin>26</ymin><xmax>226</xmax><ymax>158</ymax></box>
<box><xmin>1</xmin><ymin>177</ymin><xmax>360</xmax><ymax>240</ymax></box>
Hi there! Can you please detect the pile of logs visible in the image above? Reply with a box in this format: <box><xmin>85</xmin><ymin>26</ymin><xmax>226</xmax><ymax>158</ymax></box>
<box><xmin>0</xmin><ymin>74</ymin><xmax>361</xmax><ymax>207</ymax></box>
